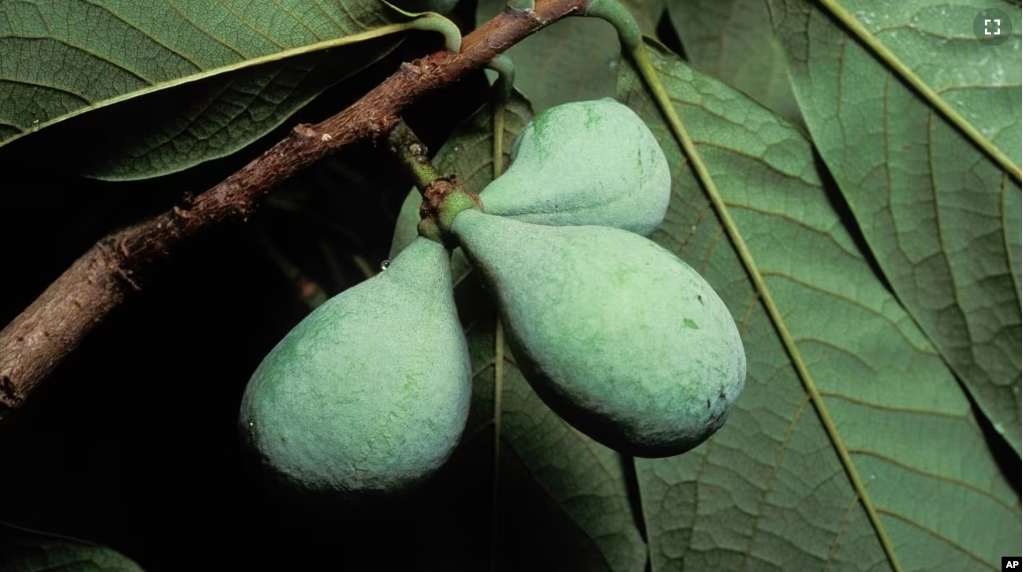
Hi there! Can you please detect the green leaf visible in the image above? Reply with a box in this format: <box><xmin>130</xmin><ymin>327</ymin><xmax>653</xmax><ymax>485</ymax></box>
<box><xmin>667</xmin><ymin>0</ymin><xmax>802</xmax><ymax>125</ymax></box>
<box><xmin>767</xmin><ymin>0</ymin><xmax>1022</xmax><ymax>456</ymax></box>
<box><xmin>0</xmin><ymin>0</ymin><xmax>437</xmax><ymax>179</ymax></box>
<box><xmin>475</xmin><ymin>0</ymin><xmax>663</xmax><ymax>113</ymax></box>
<box><xmin>0</xmin><ymin>532</ymin><xmax>145</xmax><ymax>572</ymax></box>
<box><xmin>617</xmin><ymin>38</ymin><xmax>1020</xmax><ymax>571</ymax></box>
<box><xmin>463</xmin><ymin>312</ymin><xmax>648</xmax><ymax>572</ymax></box>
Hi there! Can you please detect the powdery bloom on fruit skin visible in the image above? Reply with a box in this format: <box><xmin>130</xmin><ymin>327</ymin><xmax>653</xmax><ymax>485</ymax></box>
<box><xmin>480</xmin><ymin>97</ymin><xmax>671</xmax><ymax>237</ymax></box>
<box><xmin>388</xmin><ymin>97</ymin><xmax>673</xmax><ymax>260</ymax></box>
<box><xmin>452</xmin><ymin>210</ymin><xmax>747</xmax><ymax>458</ymax></box>
<box><xmin>237</xmin><ymin>237</ymin><xmax>471</xmax><ymax>499</ymax></box>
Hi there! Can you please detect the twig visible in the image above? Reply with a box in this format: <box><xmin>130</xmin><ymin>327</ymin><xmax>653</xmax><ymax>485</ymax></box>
<box><xmin>0</xmin><ymin>0</ymin><xmax>588</xmax><ymax>421</ymax></box>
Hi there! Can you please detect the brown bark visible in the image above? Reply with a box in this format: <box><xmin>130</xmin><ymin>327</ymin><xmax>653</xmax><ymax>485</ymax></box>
<box><xmin>0</xmin><ymin>0</ymin><xmax>588</xmax><ymax>421</ymax></box>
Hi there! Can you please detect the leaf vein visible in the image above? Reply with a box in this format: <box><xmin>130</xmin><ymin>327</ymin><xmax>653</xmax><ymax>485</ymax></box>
<box><xmin>158</xmin><ymin>0</ymin><xmax>249</xmax><ymax>60</ymax></box>
<box><xmin>0</xmin><ymin>35</ymin><xmax>157</xmax><ymax>84</ymax></box>
<box><xmin>875</xmin><ymin>508</ymin><xmax>997</xmax><ymax>570</ymax></box>
<box><xmin>0</xmin><ymin>76</ymin><xmax>94</xmax><ymax>109</ymax></box>
<box><xmin>824</xmin><ymin>495</ymin><xmax>862</xmax><ymax>572</ymax></box>
<box><xmin>78</xmin><ymin>0</ymin><xmax>208</xmax><ymax>70</ymax></box>
<box><xmin>817</xmin><ymin>390</ymin><xmax>967</xmax><ymax>420</ymax></box>
<box><xmin>759</xmin><ymin>270</ymin><xmax>935</xmax><ymax>354</ymax></box>
<box><xmin>848</xmin><ymin>447</ymin><xmax>1021</xmax><ymax>514</ymax></box>
<box><xmin>740</xmin><ymin>395</ymin><xmax>812</xmax><ymax>571</ymax></box>
<box><xmin>722</xmin><ymin>200</ymin><xmax>865</xmax><ymax>261</ymax></box>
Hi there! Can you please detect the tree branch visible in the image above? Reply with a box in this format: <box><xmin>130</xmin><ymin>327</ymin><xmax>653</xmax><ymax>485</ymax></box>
<box><xmin>0</xmin><ymin>0</ymin><xmax>587</xmax><ymax>422</ymax></box>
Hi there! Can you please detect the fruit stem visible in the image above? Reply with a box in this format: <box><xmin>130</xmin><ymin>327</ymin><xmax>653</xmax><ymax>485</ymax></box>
<box><xmin>486</xmin><ymin>54</ymin><xmax>516</xmax><ymax>179</ymax></box>
<box><xmin>386</xmin><ymin>120</ymin><xmax>483</xmax><ymax>245</ymax></box>
<box><xmin>387</xmin><ymin>120</ymin><xmax>445</xmax><ymax>196</ymax></box>
<box><xmin>581</xmin><ymin>0</ymin><xmax>641</xmax><ymax>52</ymax></box>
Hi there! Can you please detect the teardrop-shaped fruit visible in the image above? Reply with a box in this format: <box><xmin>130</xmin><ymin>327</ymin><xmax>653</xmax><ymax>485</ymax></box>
<box><xmin>451</xmin><ymin>210</ymin><xmax>746</xmax><ymax>457</ymax></box>
<box><xmin>481</xmin><ymin>97</ymin><xmax>670</xmax><ymax>234</ymax></box>
<box><xmin>389</xmin><ymin>97</ymin><xmax>671</xmax><ymax>258</ymax></box>
<box><xmin>238</xmin><ymin>236</ymin><xmax>471</xmax><ymax>499</ymax></box>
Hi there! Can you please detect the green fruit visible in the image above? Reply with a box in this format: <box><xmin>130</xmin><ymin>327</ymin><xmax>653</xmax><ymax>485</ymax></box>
<box><xmin>238</xmin><ymin>236</ymin><xmax>471</xmax><ymax>499</ymax></box>
<box><xmin>451</xmin><ymin>210</ymin><xmax>746</xmax><ymax>457</ymax></box>
<box><xmin>482</xmin><ymin>97</ymin><xmax>670</xmax><ymax>234</ymax></box>
<box><xmin>390</xmin><ymin>190</ymin><xmax>424</xmax><ymax>259</ymax></box>
<box><xmin>388</xmin><ymin>97</ymin><xmax>670</xmax><ymax>258</ymax></box>
<box><xmin>0</xmin><ymin>536</ymin><xmax>146</xmax><ymax>572</ymax></box>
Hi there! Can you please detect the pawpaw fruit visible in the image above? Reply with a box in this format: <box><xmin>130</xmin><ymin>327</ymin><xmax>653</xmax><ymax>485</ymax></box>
<box><xmin>238</xmin><ymin>236</ymin><xmax>471</xmax><ymax>499</ymax></box>
<box><xmin>389</xmin><ymin>97</ymin><xmax>670</xmax><ymax>258</ymax></box>
<box><xmin>451</xmin><ymin>209</ymin><xmax>746</xmax><ymax>457</ymax></box>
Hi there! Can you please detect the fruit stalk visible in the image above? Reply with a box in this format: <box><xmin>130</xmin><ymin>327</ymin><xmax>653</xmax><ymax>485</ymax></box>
<box><xmin>387</xmin><ymin>120</ymin><xmax>444</xmax><ymax>196</ymax></box>
<box><xmin>385</xmin><ymin>120</ymin><xmax>483</xmax><ymax>245</ymax></box>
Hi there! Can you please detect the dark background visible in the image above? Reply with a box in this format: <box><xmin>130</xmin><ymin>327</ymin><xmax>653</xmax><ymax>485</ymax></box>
<box><xmin>0</xmin><ymin>12</ymin><xmax>506</xmax><ymax>568</ymax></box>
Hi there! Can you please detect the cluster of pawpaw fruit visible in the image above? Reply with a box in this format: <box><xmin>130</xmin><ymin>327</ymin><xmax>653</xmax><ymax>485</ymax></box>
<box><xmin>238</xmin><ymin>97</ymin><xmax>747</xmax><ymax>501</ymax></box>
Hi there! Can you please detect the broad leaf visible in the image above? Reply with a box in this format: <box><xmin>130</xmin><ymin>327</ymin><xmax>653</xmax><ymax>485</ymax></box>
<box><xmin>668</xmin><ymin>0</ymin><xmax>802</xmax><ymax>125</ymax></box>
<box><xmin>0</xmin><ymin>532</ymin><xmax>145</xmax><ymax>571</ymax></box>
<box><xmin>462</xmin><ymin>311</ymin><xmax>649</xmax><ymax>572</ymax></box>
<box><xmin>618</xmin><ymin>39</ymin><xmax>1020</xmax><ymax>571</ymax></box>
<box><xmin>475</xmin><ymin>0</ymin><xmax>663</xmax><ymax>113</ymax></box>
<box><xmin>767</xmin><ymin>0</ymin><xmax>1022</xmax><ymax>455</ymax></box>
<box><xmin>0</xmin><ymin>0</ymin><xmax>431</xmax><ymax>179</ymax></box>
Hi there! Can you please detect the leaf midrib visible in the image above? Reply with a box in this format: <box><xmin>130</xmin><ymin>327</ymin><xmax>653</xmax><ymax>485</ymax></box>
<box><xmin>0</xmin><ymin>21</ymin><xmax>420</xmax><ymax>148</ymax></box>
<box><xmin>632</xmin><ymin>38</ymin><xmax>906</xmax><ymax>572</ymax></box>
<box><xmin>816</xmin><ymin>0</ymin><xmax>1022</xmax><ymax>183</ymax></box>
